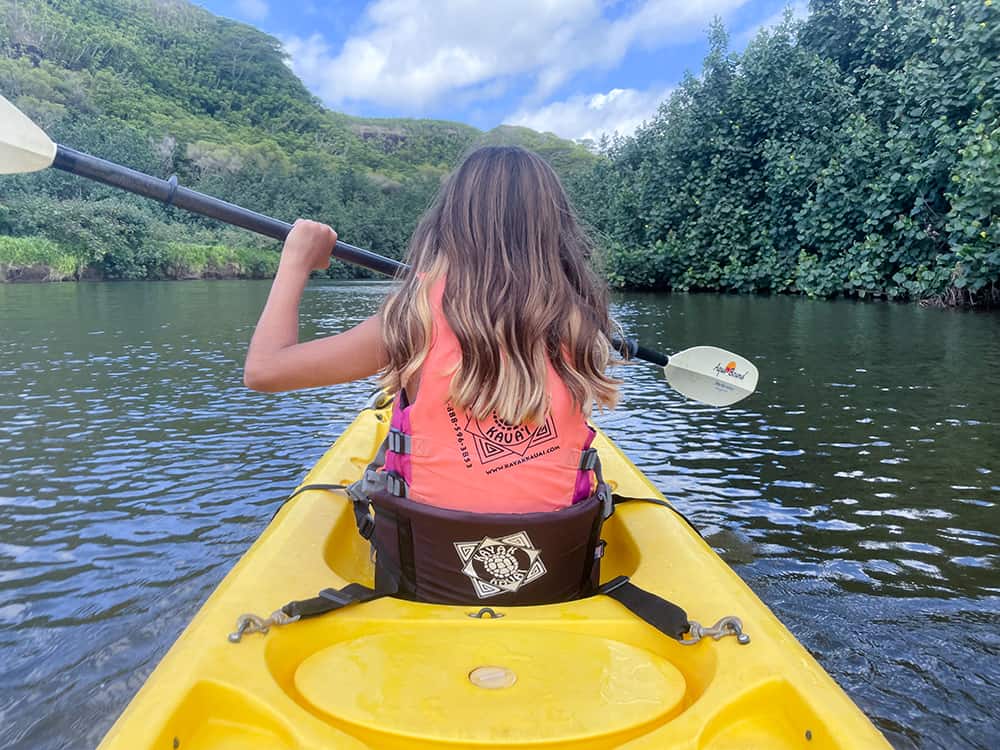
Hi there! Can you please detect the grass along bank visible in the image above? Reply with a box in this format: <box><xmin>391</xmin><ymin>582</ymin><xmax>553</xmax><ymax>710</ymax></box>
<box><xmin>0</xmin><ymin>236</ymin><xmax>279</xmax><ymax>282</ymax></box>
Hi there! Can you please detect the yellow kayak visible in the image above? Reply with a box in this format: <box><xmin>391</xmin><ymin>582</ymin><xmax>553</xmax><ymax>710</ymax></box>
<box><xmin>97</xmin><ymin>398</ymin><xmax>890</xmax><ymax>749</ymax></box>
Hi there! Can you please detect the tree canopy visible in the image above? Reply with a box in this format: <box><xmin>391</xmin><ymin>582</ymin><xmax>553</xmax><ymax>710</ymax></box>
<box><xmin>573</xmin><ymin>0</ymin><xmax>999</xmax><ymax>305</ymax></box>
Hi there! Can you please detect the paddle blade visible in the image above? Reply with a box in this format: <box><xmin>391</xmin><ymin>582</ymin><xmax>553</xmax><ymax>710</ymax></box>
<box><xmin>664</xmin><ymin>346</ymin><xmax>759</xmax><ymax>407</ymax></box>
<box><xmin>0</xmin><ymin>94</ymin><xmax>56</xmax><ymax>174</ymax></box>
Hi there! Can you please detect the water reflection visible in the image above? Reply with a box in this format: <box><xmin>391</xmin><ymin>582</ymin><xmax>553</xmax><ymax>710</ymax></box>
<box><xmin>0</xmin><ymin>281</ymin><xmax>997</xmax><ymax>749</ymax></box>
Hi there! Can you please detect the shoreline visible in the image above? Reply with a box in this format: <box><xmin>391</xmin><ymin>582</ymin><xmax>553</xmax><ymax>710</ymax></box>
<box><xmin>0</xmin><ymin>235</ymin><xmax>280</xmax><ymax>284</ymax></box>
<box><xmin>0</xmin><ymin>265</ymin><xmax>274</xmax><ymax>282</ymax></box>
<box><xmin>3</xmin><ymin>264</ymin><xmax>995</xmax><ymax>309</ymax></box>
<box><xmin>3</xmin><ymin>235</ymin><xmax>995</xmax><ymax>308</ymax></box>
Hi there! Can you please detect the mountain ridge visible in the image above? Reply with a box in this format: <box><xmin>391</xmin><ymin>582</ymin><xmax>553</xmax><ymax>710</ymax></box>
<box><xmin>1</xmin><ymin>0</ymin><xmax>593</xmax><ymax>182</ymax></box>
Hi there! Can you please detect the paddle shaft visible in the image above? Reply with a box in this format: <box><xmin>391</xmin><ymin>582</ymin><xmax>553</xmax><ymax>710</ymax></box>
<box><xmin>52</xmin><ymin>145</ymin><xmax>402</xmax><ymax>277</ymax></box>
<box><xmin>50</xmin><ymin>143</ymin><xmax>656</xmax><ymax>362</ymax></box>
<box><xmin>633</xmin><ymin>345</ymin><xmax>668</xmax><ymax>367</ymax></box>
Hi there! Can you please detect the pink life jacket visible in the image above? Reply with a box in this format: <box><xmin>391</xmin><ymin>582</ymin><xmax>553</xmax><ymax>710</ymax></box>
<box><xmin>383</xmin><ymin>277</ymin><xmax>596</xmax><ymax>513</ymax></box>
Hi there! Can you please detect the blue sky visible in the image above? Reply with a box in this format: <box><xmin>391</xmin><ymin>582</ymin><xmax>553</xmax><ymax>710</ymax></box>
<box><xmin>194</xmin><ymin>0</ymin><xmax>806</xmax><ymax>140</ymax></box>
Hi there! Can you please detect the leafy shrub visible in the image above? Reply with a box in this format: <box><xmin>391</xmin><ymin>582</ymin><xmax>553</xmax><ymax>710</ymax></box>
<box><xmin>577</xmin><ymin>0</ymin><xmax>1000</xmax><ymax>305</ymax></box>
<box><xmin>162</xmin><ymin>243</ymin><xmax>278</xmax><ymax>278</ymax></box>
<box><xmin>0</xmin><ymin>235</ymin><xmax>85</xmax><ymax>280</ymax></box>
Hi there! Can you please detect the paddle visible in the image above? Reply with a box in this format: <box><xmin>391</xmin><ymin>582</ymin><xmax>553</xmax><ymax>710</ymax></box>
<box><xmin>0</xmin><ymin>94</ymin><xmax>758</xmax><ymax>406</ymax></box>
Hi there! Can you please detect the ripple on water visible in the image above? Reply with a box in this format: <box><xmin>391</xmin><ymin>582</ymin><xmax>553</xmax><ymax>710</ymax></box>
<box><xmin>1</xmin><ymin>282</ymin><xmax>998</xmax><ymax>750</ymax></box>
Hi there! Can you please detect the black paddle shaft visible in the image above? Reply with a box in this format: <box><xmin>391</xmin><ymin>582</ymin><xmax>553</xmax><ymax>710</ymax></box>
<box><xmin>50</xmin><ymin>144</ymin><xmax>653</xmax><ymax>363</ymax></box>
<box><xmin>52</xmin><ymin>145</ymin><xmax>401</xmax><ymax>277</ymax></box>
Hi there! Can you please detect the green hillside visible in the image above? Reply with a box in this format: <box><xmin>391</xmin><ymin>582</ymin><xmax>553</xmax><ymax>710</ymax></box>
<box><xmin>0</xmin><ymin>0</ymin><xmax>595</xmax><ymax>280</ymax></box>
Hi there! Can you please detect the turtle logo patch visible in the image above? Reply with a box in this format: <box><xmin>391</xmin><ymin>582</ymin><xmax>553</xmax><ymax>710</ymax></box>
<box><xmin>454</xmin><ymin>531</ymin><xmax>547</xmax><ymax>598</ymax></box>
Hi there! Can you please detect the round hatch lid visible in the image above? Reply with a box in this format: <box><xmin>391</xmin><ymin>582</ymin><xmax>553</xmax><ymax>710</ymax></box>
<box><xmin>295</xmin><ymin>628</ymin><xmax>686</xmax><ymax>744</ymax></box>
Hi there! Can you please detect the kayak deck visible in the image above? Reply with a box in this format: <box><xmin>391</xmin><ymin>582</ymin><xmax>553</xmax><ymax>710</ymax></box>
<box><xmin>97</xmin><ymin>401</ymin><xmax>890</xmax><ymax>749</ymax></box>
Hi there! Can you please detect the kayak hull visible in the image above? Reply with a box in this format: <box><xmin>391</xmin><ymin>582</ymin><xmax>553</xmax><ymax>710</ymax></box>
<box><xmin>97</xmin><ymin>401</ymin><xmax>890</xmax><ymax>749</ymax></box>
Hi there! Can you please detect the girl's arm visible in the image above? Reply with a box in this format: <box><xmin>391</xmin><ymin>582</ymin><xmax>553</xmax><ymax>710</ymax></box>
<box><xmin>243</xmin><ymin>219</ymin><xmax>386</xmax><ymax>392</ymax></box>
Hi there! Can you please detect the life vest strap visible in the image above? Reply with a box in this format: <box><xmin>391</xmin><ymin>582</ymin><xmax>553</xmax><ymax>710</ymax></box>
<box><xmin>385</xmin><ymin>471</ymin><xmax>409</xmax><ymax>498</ymax></box>
<box><xmin>279</xmin><ymin>582</ymin><xmax>384</xmax><ymax>620</ymax></box>
<box><xmin>599</xmin><ymin>575</ymin><xmax>690</xmax><ymax>641</ymax></box>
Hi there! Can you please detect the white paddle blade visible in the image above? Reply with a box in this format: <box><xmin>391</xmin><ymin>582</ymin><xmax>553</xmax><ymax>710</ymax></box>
<box><xmin>0</xmin><ymin>94</ymin><xmax>56</xmax><ymax>174</ymax></box>
<box><xmin>664</xmin><ymin>346</ymin><xmax>759</xmax><ymax>407</ymax></box>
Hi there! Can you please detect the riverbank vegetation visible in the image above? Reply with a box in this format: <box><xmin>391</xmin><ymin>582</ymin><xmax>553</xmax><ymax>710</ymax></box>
<box><xmin>0</xmin><ymin>234</ymin><xmax>279</xmax><ymax>281</ymax></box>
<box><xmin>573</xmin><ymin>0</ymin><xmax>999</xmax><ymax>306</ymax></box>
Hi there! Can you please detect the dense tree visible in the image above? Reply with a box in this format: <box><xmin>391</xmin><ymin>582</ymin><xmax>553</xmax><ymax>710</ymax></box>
<box><xmin>576</xmin><ymin>0</ymin><xmax>999</xmax><ymax>305</ymax></box>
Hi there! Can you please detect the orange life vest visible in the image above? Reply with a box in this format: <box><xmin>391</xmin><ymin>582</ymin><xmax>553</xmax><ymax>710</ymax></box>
<box><xmin>383</xmin><ymin>277</ymin><xmax>595</xmax><ymax>513</ymax></box>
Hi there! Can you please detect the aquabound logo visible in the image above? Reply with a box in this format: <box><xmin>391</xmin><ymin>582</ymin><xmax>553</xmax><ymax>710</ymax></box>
<box><xmin>714</xmin><ymin>360</ymin><xmax>749</xmax><ymax>381</ymax></box>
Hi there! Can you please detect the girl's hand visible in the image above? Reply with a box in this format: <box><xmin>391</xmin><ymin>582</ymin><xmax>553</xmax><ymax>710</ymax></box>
<box><xmin>245</xmin><ymin>216</ymin><xmax>384</xmax><ymax>393</ymax></box>
<box><xmin>280</xmin><ymin>219</ymin><xmax>338</xmax><ymax>273</ymax></box>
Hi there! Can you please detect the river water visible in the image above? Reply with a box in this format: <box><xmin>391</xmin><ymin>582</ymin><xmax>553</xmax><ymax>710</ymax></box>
<box><xmin>0</xmin><ymin>280</ymin><xmax>997</xmax><ymax>749</ymax></box>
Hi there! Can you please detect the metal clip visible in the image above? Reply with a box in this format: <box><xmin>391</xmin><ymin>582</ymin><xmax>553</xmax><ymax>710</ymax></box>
<box><xmin>467</xmin><ymin>607</ymin><xmax>504</xmax><ymax>619</ymax></box>
<box><xmin>679</xmin><ymin>615</ymin><xmax>750</xmax><ymax>646</ymax></box>
<box><xmin>364</xmin><ymin>389</ymin><xmax>394</xmax><ymax>410</ymax></box>
<box><xmin>227</xmin><ymin>609</ymin><xmax>300</xmax><ymax>643</ymax></box>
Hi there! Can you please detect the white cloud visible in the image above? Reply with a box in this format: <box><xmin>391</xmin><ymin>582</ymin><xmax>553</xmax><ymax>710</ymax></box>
<box><xmin>507</xmin><ymin>85</ymin><xmax>672</xmax><ymax>142</ymax></box>
<box><xmin>237</xmin><ymin>0</ymin><xmax>269</xmax><ymax>21</ymax></box>
<box><xmin>282</xmin><ymin>0</ymin><xmax>747</xmax><ymax>110</ymax></box>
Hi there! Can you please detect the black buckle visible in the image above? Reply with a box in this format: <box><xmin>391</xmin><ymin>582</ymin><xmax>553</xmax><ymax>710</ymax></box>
<box><xmin>350</xmin><ymin>494</ymin><xmax>376</xmax><ymax>540</ymax></box>
<box><xmin>357</xmin><ymin>513</ymin><xmax>376</xmax><ymax>540</ymax></box>
<box><xmin>386</xmin><ymin>472</ymin><xmax>408</xmax><ymax>498</ymax></box>
<box><xmin>387</xmin><ymin>429</ymin><xmax>410</xmax><ymax>454</ymax></box>
<box><xmin>598</xmin><ymin>483</ymin><xmax>613</xmax><ymax>519</ymax></box>
<box><xmin>579</xmin><ymin>448</ymin><xmax>598</xmax><ymax>471</ymax></box>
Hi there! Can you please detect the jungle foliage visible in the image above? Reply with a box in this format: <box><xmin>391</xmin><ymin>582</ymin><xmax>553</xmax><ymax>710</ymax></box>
<box><xmin>573</xmin><ymin>0</ymin><xmax>999</xmax><ymax>305</ymax></box>
<box><xmin>0</xmin><ymin>0</ymin><xmax>594</xmax><ymax>280</ymax></box>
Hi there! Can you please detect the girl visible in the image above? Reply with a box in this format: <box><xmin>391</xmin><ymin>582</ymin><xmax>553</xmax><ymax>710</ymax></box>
<box><xmin>244</xmin><ymin>145</ymin><xmax>619</xmax><ymax>514</ymax></box>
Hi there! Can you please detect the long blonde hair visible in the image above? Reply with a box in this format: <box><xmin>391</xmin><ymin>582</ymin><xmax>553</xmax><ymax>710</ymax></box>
<box><xmin>380</xmin><ymin>146</ymin><xmax>619</xmax><ymax>424</ymax></box>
